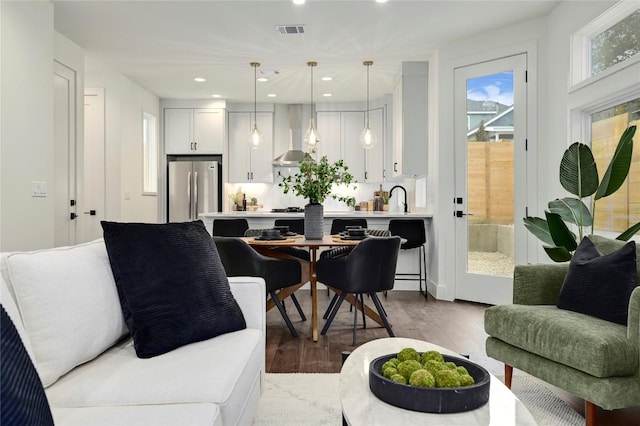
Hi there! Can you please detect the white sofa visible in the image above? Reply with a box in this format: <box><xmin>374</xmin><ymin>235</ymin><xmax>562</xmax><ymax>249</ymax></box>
<box><xmin>1</xmin><ymin>239</ymin><xmax>266</xmax><ymax>425</ymax></box>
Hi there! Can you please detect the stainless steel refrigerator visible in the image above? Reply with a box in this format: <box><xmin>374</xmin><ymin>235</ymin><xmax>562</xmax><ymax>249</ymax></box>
<box><xmin>167</xmin><ymin>156</ymin><xmax>221</xmax><ymax>222</ymax></box>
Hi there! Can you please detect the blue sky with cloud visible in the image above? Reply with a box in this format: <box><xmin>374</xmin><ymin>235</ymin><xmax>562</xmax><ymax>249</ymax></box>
<box><xmin>467</xmin><ymin>71</ymin><xmax>514</xmax><ymax>106</ymax></box>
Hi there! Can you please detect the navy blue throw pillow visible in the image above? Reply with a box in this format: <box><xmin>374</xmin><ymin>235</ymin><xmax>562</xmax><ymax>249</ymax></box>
<box><xmin>1</xmin><ymin>305</ymin><xmax>54</xmax><ymax>425</ymax></box>
<box><xmin>101</xmin><ymin>220</ymin><xmax>246</xmax><ymax>358</ymax></box>
<box><xmin>557</xmin><ymin>236</ymin><xmax>636</xmax><ymax>325</ymax></box>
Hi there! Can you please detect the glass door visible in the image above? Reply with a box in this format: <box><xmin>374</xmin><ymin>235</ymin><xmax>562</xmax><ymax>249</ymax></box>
<box><xmin>453</xmin><ymin>54</ymin><xmax>528</xmax><ymax>305</ymax></box>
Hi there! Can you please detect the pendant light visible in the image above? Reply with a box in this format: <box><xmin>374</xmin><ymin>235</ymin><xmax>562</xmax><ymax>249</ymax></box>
<box><xmin>359</xmin><ymin>60</ymin><xmax>377</xmax><ymax>149</ymax></box>
<box><xmin>248</xmin><ymin>62</ymin><xmax>263</xmax><ymax>149</ymax></box>
<box><xmin>304</xmin><ymin>61</ymin><xmax>320</xmax><ymax>152</ymax></box>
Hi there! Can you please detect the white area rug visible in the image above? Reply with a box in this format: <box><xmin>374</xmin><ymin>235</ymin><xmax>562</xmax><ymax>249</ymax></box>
<box><xmin>252</xmin><ymin>373</ymin><xmax>583</xmax><ymax>426</ymax></box>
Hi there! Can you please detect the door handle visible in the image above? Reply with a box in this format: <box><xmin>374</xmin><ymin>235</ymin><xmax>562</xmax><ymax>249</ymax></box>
<box><xmin>454</xmin><ymin>211</ymin><xmax>474</xmax><ymax>218</ymax></box>
<box><xmin>393</xmin><ymin>162</ymin><xmax>398</xmax><ymax>172</ymax></box>
<box><xmin>193</xmin><ymin>142</ymin><xmax>197</xmax><ymax>150</ymax></box>
<box><xmin>193</xmin><ymin>171</ymin><xmax>198</xmax><ymax>218</ymax></box>
<box><xmin>187</xmin><ymin>171</ymin><xmax>192</xmax><ymax>220</ymax></box>
<box><xmin>84</xmin><ymin>210</ymin><xmax>97</xmax><ymax>216</ymax></box>
<box><xmin>70</xmin><ymin>212</ymin><xmax>77</xmax><ymax>220</ymax></box>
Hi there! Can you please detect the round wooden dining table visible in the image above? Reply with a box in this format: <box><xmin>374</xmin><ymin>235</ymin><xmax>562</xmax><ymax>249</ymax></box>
<box><xmin>241</xmin><ymin>234</ymin><xmax>385</xmax><ymax>342</ymax></box>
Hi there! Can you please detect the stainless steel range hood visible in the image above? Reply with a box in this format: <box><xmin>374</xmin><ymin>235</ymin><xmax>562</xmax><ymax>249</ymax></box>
<box><xmin>272</xmin><ymin>104</ymin><xmax>313</xmax><ymax>166</ymax></box>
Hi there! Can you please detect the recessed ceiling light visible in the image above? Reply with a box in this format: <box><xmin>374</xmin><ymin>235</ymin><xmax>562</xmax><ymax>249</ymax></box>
<box><xmin>376</xmin><ymin>0</ymin><xmax>388</xmax><ymax>3</ymax></box>
<box><xmin>257</xmin><ymin>77</ymin><xmax>268</xmax><ymax>82</ymax></box>
<box><xmin>267</xmin><ymin>93</ymin><xmax>277</xmax><ymax>98</ymax></box>
<box><xmin>292</xmin><ymin>0</ymin><xmax>305</xmax><ymax>4</ymax></box>
<box><xmin>322</xmin><ymin>93</ymin><xmax>332</xmax><ymax>97</ymax></box>
<box><xmin>194</xmin><ymin>77</ymin><xmax>206</xmax><ymax>82</ymax></box>
<box><xmin>211</xmin><ymin>94</ymin><xmax>221</xmax><ymax>98</ymax></box>
<box><xmin>321</xmin><ymin>76</ymin><xmax>332</xmax><ymax>81</ymax></box>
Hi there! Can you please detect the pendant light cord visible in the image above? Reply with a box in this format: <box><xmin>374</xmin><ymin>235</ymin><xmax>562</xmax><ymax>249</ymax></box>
<box><xmin>364</xmin><ymin>60</ymin><xmax>373</xmax><ymax>126</ymax></box>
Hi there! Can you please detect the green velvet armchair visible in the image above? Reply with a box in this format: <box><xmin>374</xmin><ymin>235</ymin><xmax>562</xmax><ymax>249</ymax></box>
<box><xmin>484</xmin><ymin>236</ymin><xmax>640</xmax><ymax>426</ymax></box>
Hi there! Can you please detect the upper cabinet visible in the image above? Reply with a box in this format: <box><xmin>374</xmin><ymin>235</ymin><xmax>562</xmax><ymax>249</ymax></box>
<box><xmin>392</xmin><ymin>62</ymin><xmax>428</xmax><ymax>177</ymax></box>
<box><xmin>228</xmin><ymin>111</ymin><xmax>273</xmax><ymax>183</ymax></box>
<box><xmin>165</xmin><ymin>108</ymin><xmax>225</xmax><ymax>154</ymax></box>
<box><xmin>316</xmin><ymin>109</ymin><xmax>386</xmax><ymax>183</ymax></box>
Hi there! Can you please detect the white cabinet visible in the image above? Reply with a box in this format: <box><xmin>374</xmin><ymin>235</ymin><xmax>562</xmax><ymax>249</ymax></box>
<box><xmin>392</xmin><ymin>62</ymin><xmax>428</xmax><ymax>177</ymax></box>
<box><xmin>317</xmin><ymin>110</ymin><xmax>385</xmax><ymax>183</ymax></box>
<box><xmin>164</xmin><ymin>108</ymin><xmax>224</xmax><ymax>154</ymax></box>
<box><xmin>228</xmin><ymin>112</ymin><xmax>273</xmax><ymax>183</ymax></box>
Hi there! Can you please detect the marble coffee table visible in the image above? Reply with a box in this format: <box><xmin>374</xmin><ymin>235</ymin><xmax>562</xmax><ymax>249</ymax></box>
<box><xmin>340</xmin><ymin>337</ymin><xmax>537</xmax><ymax>425</ymax></box>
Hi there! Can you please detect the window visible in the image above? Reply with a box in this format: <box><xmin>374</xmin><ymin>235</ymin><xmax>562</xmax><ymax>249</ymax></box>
<box><xmin>143</xmin><ymin>112</ymin><xmax>158</xmax><ymax>194</ymax></box>
<box><xmin>590</xmin><ymin>98</ymin><xmax>640</xmax><ymax>234</ymax></box>
<box><xmin>570</xmin><ymin>4</ymin><xmax>640</xmax><ymax>239</ymax></box>
<box><xmin>590</xmin><ymin>9</ymin><xmax>640</xmax><ymax>77</ymax></box>
<box><xmin>571</xmin><ymin>2</ymin><xmax>640</xmax><ymax>86</ymax></box>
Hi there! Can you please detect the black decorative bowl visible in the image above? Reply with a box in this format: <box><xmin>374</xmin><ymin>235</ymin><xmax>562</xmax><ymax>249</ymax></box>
<box><xmin>369</xmin><ymin>354</ymin><xmax>490</xmax><ymax>413</ymax></box>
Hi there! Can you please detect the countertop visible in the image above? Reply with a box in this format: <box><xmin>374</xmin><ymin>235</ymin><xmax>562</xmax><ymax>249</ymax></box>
<box><xmin>200</xmin><ymin>211</ymin><xmax>432</xmax><ymax>219</ymax></box>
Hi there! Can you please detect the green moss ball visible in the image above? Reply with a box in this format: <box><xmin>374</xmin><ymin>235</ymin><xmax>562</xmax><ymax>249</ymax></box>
<box><xmin>423</xmin><ymin>359</ymin><xmax>446</xmax><ymax>375</ymax></box>
<box><xmin>390</xmin><ymin>373</ymin><xmax>407</xmax><ymax>384</ymax></box>
<box><xmin>459</xmin><ymin>374</ymin><xmax>476</xmax><ymax>386</ymax></box>
<box><xmin>444</xmin><ymin>361</ymin><xmax>458</xmax><ymax>370</ymax></box>
<box><xmin>383</xmin><ymin>366</ymin><xmax>398</xmax><ymax>379</ymax></box>
<box><xmin>382</xmin><ymin>361</ymin><xmax>397</xmax><ymax>372</ymax></box>
<box><xmin>435</xmin><ymin>369</ymin><xmax>462</xmax><ymax>388</ymax></box>
<box><xmin>456</xmin><ymin>366</ymin><xmax>469</xmax><ymax>376</ymax></box>
<box><xmin>409</xmin><ymin>369</ymin><xmax>436</xmax><ymax>388</ymax></box>
<box><xmin>397</xmin><ymin>359</ymin><xmax>423</xmax><ymax>380</ymax></box>
<box><xmin>387</xmin><ymin>357</ymin><xmax>400</xmax><ymax>366</ymax></box>
<box><xmin>421</xmin><ymin>350</ymin><xmax>445</xmax><ymax>364</ymax></box>
<box><xmin>397</xmin><ymin>348</ymin><xmax>420</xmax><ymax>362</ymax></box>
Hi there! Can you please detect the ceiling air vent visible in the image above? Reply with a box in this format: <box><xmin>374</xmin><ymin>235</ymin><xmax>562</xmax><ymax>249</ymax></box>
<box><xmin>276</xmin><ymin>25</ymin><xmax>305</xmax><ymax>35</ymax></box>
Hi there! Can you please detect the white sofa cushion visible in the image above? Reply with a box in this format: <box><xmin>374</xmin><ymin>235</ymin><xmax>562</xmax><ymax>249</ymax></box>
<box><xmin>52</xmin><ymin>403</ymin><xmax>222</xmax><ymax>426</ymax></box>
<box><xmin>46</xmin><ymin>328</ymin><xmax>263</xmax><ymax>426</ymax></box>
<box><xmin>5</xmin><ymin>240</ymin><xmax>127</xmax><ymax>387</ymax></box>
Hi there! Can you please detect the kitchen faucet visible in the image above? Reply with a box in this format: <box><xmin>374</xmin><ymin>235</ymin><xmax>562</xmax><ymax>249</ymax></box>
<box><xmin>389</xmin><ymin>185</ymin><xmax>408</xmax><ymax>213</ymax></box>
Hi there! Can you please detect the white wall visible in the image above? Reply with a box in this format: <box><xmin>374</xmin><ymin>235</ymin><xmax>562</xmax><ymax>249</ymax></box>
<box><xmin>85</xmin><ymin>58</ymin><xmax>161</xmax><ymax>223</ymax></box>
<box><xmin>0</xmin><ymin>1</ymin><xmax>54</xmax><ymax>251</ymax></box>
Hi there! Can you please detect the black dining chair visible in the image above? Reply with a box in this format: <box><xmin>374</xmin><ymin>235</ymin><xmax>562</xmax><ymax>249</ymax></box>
<box><xmin>274</xmin><ymin>219</ymin><xmax>305</xmax><ymax>235</ymax></box>
<box><xmin>213</xmin><ymin>237</ymin><xmax>306</xmax><ymax>337</ymax></box>
<box><xmin>329</xmin><ymin>218</ymin><xmax>368</xmax><ymax>235</ymax></box>
<box><xmin>317</xmin><ymin>236</ymin><xmax>401</xmax><ymax>345</ymax></box>
<box><xmin>212</xmin><ymin>218</ymin><xmax>249</xmax><ymax>237</ymax></box>
<box><xmin>388</xmin><ymin>219</ymin><xmax>428</xmax><ymax>297</ymax></box>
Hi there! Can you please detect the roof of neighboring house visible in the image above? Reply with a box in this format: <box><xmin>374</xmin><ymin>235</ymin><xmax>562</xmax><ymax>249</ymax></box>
<box><xmin>466</xmin><ymin>100</ymin><xmax>511</xmax><ymax>114</ymax></box>
<box><xmin>467</xmin><ymin>105</ymin><xmax>514</xmax><ymax>138</ymax></box>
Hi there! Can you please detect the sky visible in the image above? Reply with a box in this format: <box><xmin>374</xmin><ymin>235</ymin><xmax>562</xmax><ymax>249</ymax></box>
<box><xmin>467</xmin><ymin>71</ymin><xmax>514</xmax><ymax>106</ymax></box>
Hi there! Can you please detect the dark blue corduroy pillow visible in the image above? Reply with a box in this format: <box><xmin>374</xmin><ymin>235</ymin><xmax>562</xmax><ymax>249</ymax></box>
<box><xmin>557</xmin><ymin>237</ymin><xmax>636</xmax><ymax>325</ymax></box>
<box><xmin>1</xmin><ymin>304</ymin><xmax>54</xmax><ymax>425</ymax></box>
<box><xmin>101</xmin><ymin>220</ymin><xmax>246</xmax><ymax>358</ymax></box>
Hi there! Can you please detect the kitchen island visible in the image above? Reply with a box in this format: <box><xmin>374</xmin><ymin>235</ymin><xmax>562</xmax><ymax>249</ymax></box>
<box><xmin>201</xmin><ymin>211</ymin><xmax>432</xmax><ymax>293</ymax></box>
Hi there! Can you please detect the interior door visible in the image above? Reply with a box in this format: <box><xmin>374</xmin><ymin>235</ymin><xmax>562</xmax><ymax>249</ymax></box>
<box><xmin>453</xmin><ymin>54</ymin><xmax>528</xmax><ymax>305</ymax></box>
<box><xmin>53</xmin><ymin>61</ymin><xmax>77</xmax><ymax>247</ymax></box>
<box><xmin>83</xmin><ymin>88</ymin><xmax>106</xmax><ymax>242</ymax></box>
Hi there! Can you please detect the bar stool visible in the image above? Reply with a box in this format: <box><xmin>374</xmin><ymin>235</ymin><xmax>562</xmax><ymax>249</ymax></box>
<box><xmin>212</xmin><ymin>218</ymin><xmax>249</xmax><ymax>237</ymax></box>
<box><xmin>330</xmin><ymin>218</ymin><xmax>368</xmax><ymax>235</ymax></box>
<box><xmin>274</xmin><ymin>218</ymin><xmax>304</xmax><ymax>235</ymax></box>
<box><xmin>388</xmin><ymin>219</ymin><xmax>428</xmax><ymax>298</ymax></box>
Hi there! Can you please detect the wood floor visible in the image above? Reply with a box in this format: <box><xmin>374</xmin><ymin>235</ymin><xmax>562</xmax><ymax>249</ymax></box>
<box><xmin>264</xmin><ymin>289</ymin><xmax>640</xmax><ymax>425</ymax></box>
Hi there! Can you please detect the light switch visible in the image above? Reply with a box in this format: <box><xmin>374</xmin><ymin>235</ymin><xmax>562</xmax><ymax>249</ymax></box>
<box><xmin>32</xmin><ymin>181</ymin><xmax>47</xmax><ymax>197</ymax></box>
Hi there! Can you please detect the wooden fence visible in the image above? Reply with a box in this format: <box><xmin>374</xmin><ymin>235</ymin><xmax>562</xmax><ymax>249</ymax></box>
<box><xmin>466</xmin><ymin>115</ymin><xmax>639</xmax><ymax>233</ymax></box>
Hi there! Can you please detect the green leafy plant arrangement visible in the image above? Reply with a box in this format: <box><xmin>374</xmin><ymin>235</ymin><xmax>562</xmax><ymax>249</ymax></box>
<box><xmin>279</xmin><ymin>153</ymin><xmax>357</xmax><ymax>207</ymax></box>
<box><xmin>524</xmin><ymin>125</ymin><xmax>639</xmax><ymax>262</ymax></box>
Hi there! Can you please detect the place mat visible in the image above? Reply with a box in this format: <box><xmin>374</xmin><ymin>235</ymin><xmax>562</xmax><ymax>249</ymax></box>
<box><xmin>251</xmin><ymin>236</ymin><xmax>300</xmax><ymax>244</ymax></box>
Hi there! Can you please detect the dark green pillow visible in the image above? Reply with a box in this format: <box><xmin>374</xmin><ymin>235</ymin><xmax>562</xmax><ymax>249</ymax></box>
<box><xmin>101</xmin><ymin>220</ymin><xmax>246</xmax><ymax>358</ymax></box>
<box><xmin>557</xmin><ymin>236</ymin><xmax>636</xmax><ymax>325</ymax></box>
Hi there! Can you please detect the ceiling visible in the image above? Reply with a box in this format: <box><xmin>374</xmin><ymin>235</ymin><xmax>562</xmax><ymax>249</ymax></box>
<box><xmin>52</xmin><ymin>0</ymin><xmax>560</xmax><ymax>104</ymax></box>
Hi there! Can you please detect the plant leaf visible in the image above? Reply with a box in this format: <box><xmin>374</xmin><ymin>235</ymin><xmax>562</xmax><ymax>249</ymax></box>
<box><xmin>594</xmin><ymin>125</ymin><xmax>636</xmax><ymax>200</ymax></box>
<box><xmin>523</xmin><ymin>216</ymin><xmax>554</xmax><ymax>245</ymax></box>
<box><xmin>543</xmin><ymin>245</ymin><xmax>573</xmax><ymax>262</ymax></box>
<box><xmin>545</xmin><ymin>211</ymin><xmax>578</xmax><ymax>251</ymax></box>
<box><xmin>559</xmin><ymin>142</ymin><xmax>599</xmax><ymax>198</ymax></box>
<box><xmin>548</xmin><ymin>198</ymin><xmax>592</xmax><ymax>227</ymax></box>
<box><xmin>617</xmin><ymin>221</ymin><xmax>640</xmax><ymax>241</ymax></box>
